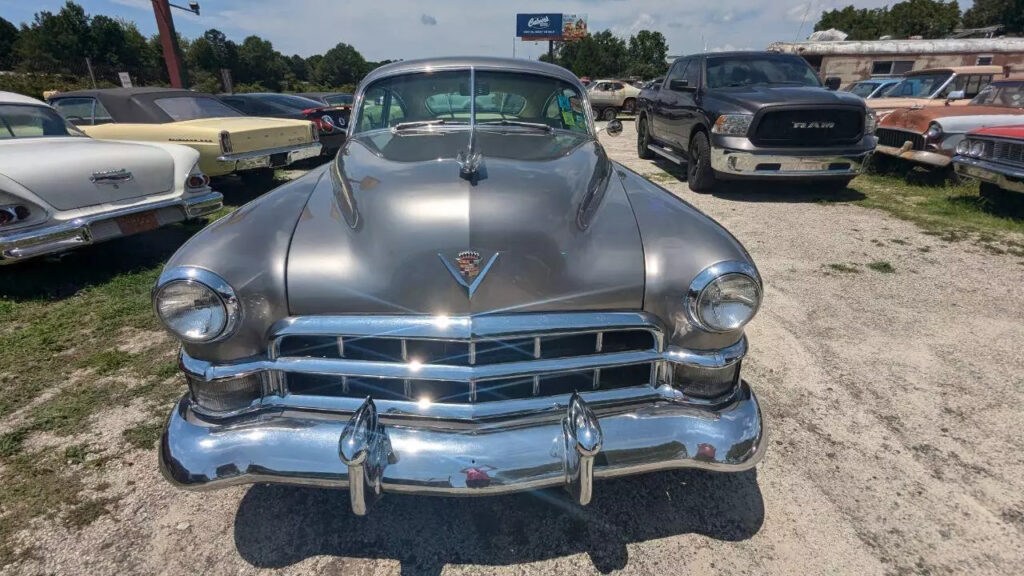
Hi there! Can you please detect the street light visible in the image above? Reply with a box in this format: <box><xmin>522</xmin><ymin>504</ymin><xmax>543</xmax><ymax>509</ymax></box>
<box><xmin>169</xmin><ymin>2</ymin><xmax>200</xmax><ymax>15</ymax></box>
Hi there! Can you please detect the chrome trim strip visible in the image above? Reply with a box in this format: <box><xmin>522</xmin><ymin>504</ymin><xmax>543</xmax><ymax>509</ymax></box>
<box><xmin>665</xmin><ymin>336</ymin><xmax>747</xmax><ymax>369</ymax></box>
<box><xmin>216</xmin><ymin>142</ymin><xmax>322</xmax><ymax>162</ymax></box>
<box><xmin>90</xmin><ymin>168</ymin><xmax>134</xmax><ymax>184</ymax></box>
<box><xmin>0</xmin><ymin>190</ymin><xmax>222</xmax><ymax>264</ymax></box>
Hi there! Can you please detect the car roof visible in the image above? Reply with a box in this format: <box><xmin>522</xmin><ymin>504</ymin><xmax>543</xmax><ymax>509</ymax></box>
<box><xmin>0</xmin><ymin>91</ymin><xmax>48</xmax><ymax>107</ymax></box>
<box><xmin>48</xmin><ymin>87</ymin><xmax>218</xmax><ymax>123</ymax></box>
<box><xmin>361</xmin><ymin>56</ymin><xmax>581</xmax><ymax>89</ymax></box>
<box><xmin>687</xmin><ymin>51</ymin><xmax>802</xmax><ymax>60</ymax></box>
<box><xmin>906</xmin><ymin>66</ymin><xmax>1004</xmax><ymax>76</ymax></box>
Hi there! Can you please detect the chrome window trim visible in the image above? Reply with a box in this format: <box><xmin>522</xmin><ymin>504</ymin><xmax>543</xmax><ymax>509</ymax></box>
<box><xmin>153</xmin><ymin>266</ymin><xmax>241</xmax><ymax>343</ymax></box>
<box><xmin>685</xmin><ymin>260</ymin><xmax>762</xmax><ymax>333</ymax></box>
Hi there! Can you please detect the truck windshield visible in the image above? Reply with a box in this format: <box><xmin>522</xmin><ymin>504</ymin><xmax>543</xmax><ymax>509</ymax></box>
<box><xmin>883</xmin><ymin>73</ymin><xmax>951</xmax><ymax>98</ymax></box>
<box><xmin>354</xmin><ymin>69</ymin><xmax>590</xmax><ymax>135</ymax></box>
<box><xmin>705</xmin><ymin>56</ymin><xmax>821</xmax><ymax>89</ymax></box>
<box><xmin>849</xmin><ymin>82</ymin><xmax>881</xmax><ymax>98</ymax></box>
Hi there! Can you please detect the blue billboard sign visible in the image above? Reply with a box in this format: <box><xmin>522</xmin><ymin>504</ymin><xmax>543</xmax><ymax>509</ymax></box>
<box><xmin>516</xmin><ymin>13</ymin><xmax>563</xmax><ymax>39</ymax></box>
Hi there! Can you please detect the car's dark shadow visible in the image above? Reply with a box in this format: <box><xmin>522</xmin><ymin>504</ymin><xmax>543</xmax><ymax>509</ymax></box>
<box><xmin>233</xmin><ymin>469</ymin><xmax>764</xmax><ymax>576</ymax></box>
<box><xmin>649</xmin><ymin>158</ymin><xmax>866</xmax><ymax>203</ymax></box>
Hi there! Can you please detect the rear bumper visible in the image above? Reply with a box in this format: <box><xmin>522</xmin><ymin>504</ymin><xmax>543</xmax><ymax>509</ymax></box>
<box><xmin>160</xmin><ymin>381</ymin><xmax>765</xmax><ymax>508</ymax></box>
<box><xmin>0</xmin><ymin>190</ymin><xmax>222</xmax><ymax>264</ymax></box>
<box><xmin>954</xmin><ymin>156</ymin><xmax>1024</xmax><ymax>193</ymax></box>
<box><xmin>217</xmin><ymin>142</ymin><xmax>322</xmax><ymax>171</ymax></box>
<box><xmin>876</xmin><ymin>144</ymin><xmax>952</xmax><ymax>167</ymax></box>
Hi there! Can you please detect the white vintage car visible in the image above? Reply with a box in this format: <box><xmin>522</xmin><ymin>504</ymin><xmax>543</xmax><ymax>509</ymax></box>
<box><xmin>0</xmin><ymin>91</ymin><xmax>223</xmax><ymax>264</ymax></box>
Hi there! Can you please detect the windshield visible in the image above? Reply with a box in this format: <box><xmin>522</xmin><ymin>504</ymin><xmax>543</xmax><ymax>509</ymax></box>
<box><xmin>154</xmin><ymin>96</ymin><xmax>244</xmax><ymax>121</ymax></box>
<box><xmin>884</xmin><ymin>73</ymin><xmax>951</xmax><ymax>98</ymax></box>
<box><xmin>0</xmin><ymin>104</ymin><xmax>86</xmax><ymax>139</ymax></box>
<box><xmin>849</xmin><ymin>82</ymin><xmax>881</xmax><ymax>98</ymax></box>
<box><xmin>970</xmin><ymin>81</ymin><xmax>1024</xmax><ymax>108</ymax></box>
<box><xmin>324</xmin><ymin>94</ymin><xmax>353</xmax><ymax>106</ymax></box>
<box><xmin>705</xmin><ymin>56</ymin><xmax>821</xmax><ymax>89</ymax></box>
<box><xmin>354</xmin><ymin>69</ymin><xmax>590</xmax><ymax>135</ymax></box>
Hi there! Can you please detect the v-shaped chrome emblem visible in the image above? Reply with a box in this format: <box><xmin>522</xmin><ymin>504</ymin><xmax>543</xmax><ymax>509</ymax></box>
<box><xmin>439</xmin><ymin>251</ymin><xmax>499</xmax><ymax>297</ymax></box>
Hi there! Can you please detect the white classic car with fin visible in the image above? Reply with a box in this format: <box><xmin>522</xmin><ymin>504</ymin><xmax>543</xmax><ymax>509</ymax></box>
<box><xmin>0</xmin><ymin>91</ymin><xmax>223</xmax><ymax>264</ymax></box>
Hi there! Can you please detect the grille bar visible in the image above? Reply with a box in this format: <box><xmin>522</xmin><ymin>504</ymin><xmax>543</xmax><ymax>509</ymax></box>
<box><xmin>988</xmin><ymin>139</ymin><xmax>1024</xmax><ymax>167</ymax></box>
<box><xmin>877</xmin><ymin>128</ymin><xmax>924</xmax><ymax>150</ymax></box>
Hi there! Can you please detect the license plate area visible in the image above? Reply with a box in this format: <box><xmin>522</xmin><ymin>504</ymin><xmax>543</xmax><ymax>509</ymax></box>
<box><xmin>115</xmin><ymin>211</ymin><xmax>159</xmax><ymax>235</ymax></box>
<box><xmin>269</xmin><ymin>152</ymin><xmax>289</xmax><ymax>167</ymax></box>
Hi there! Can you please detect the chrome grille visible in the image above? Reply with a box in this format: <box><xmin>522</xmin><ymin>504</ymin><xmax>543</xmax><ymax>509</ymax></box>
<box><xmin>877</xmin><ymin>128</ymin><xmax>924</xmax><ymax>150</ymax></box>
<box><xmin>270</xmin><ymin>315</ymin><xmax>662</xmax><ymax>404</ymax></box>
<box><xmin>989</xmin><ymin>139</ymin><xmax>1024</xmax><ymax>167</ymax></box>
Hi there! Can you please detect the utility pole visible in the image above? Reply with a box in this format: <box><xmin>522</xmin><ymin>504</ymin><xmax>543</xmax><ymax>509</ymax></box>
<box><xmin>151</xmin><ymin>0</ymin><xmax>199</xmax><ymax>88</ymax></box>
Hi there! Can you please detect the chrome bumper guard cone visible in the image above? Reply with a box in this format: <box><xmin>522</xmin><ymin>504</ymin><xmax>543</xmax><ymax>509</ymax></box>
<box><xmin>159</xmin><ymin>381</ymin><xmax>765</xmax><ymax>513</ymax></box>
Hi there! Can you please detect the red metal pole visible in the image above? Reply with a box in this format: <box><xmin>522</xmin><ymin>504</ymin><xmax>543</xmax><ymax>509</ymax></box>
<box><xmin>152</xmin><ymin>0</ymin><xmax>186</xmax><ymax>88</ymax></box>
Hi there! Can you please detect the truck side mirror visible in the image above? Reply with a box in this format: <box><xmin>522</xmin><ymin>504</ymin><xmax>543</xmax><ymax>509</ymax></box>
<box><xmin>669</xmin><ymin>79</ymin><xmax>690</xmax><ymax>91</ymax></box>
<box><xmin>946</xmin><ymin>90</ymin><xmax>965</xmax><ymax>101</ymax></box>
<box><xmin>825</xmin><ymin>77</ymin><xmax>841</xmax><ymax>91</ymax></box>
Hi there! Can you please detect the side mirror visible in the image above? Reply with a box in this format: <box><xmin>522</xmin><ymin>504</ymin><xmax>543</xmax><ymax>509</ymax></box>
<box><xmin>825</xmin><ymin>77</ymin><xmax>842</xmax><ymax>91</ymax></box>
<box><xmin>669</xmin><ymin>79</ymin><xmax>690</xmax><ymax>91</ymax></box>
<box><xmin>599</xmin><ymin>119</ymin><xmax>623</xmax><ymax>137</ymax></box>
<box><xmin>946</xmin><ymin>90</ymin><xmax>965</xmax><ymax>101</ymax></box>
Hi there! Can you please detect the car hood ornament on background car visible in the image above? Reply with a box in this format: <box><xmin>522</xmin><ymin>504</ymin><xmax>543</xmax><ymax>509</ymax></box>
<box><xmin>438</xmin><ymin>250</ymin><xmax>500</xmax><ymax>297</ymax></box>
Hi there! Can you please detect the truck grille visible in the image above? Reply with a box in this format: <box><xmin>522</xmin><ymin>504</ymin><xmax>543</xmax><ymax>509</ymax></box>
<box><xmin>752</xmin><ymin>107</ymin><xmax>863</xmax><ymax>146</ymax></box>
<box><xmin>876</xmin><ymin>128</ymin><xmax>924</xmax><ymax>150</ymax></box>
<box><xmin>989</xmin><ymin>139</ymin><xmax>1024</xmax><ymax>167</ymax></box>
<box><xmin>271</xmin><ymin>316</ymin><xmax>662</xmax><ymax>405</ymax></box>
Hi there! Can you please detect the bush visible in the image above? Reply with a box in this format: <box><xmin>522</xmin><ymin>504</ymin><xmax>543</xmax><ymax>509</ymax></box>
<box><xmin>0</xmin><ymin>72</ymin><xmax>113</xmax><ymax>100</ymax></box>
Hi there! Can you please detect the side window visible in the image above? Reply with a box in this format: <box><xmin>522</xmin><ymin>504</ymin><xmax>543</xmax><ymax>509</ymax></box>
<box><xmin>52</xmin><ymin>97</ymin><xmax>111</xmax><ymax>125</ymax></box>
<box><xmin>666</xmin><ymin>60</ymin><xmax>688</xmax><ymax>84</ymax></box>
<box><xmin>939</xmin><ymin>75</ymin><xmax>967</xmax><ymax>98</ymax></box>
<box><xmin>682</xmin><ymin>59</ymin><xmax>701</xmax><ymax>88</ymax></box>
<box><xmin>964</xmin><ymin>75</ymin><xmax>982</xmax><ymax>98</ymax></box>
<box><xmin>967</xmin><ymin>75</ymin><xmax>992</xmax><ymax>97</ymax></box>
<box><xmin>610</xmin><ymin>82</ymin><xmax>623</xmax><ymax>91</ymax></box>
<box><xmin>357</xmin><ymin>87</ymin><xmax>405</xmax><ymax>131</ymax></box>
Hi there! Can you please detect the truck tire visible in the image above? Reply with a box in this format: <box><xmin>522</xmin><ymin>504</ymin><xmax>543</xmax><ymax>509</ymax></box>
<box><xmin>687</xmin><ymin>132</ymin><xmax>716</xmax><ymax>192</ymax></box>
<box><xmin>637</xmin><ymin>116</ymin><xmax>654</xmax><ymax>159</ymax></box>
<box><xmin>600</xmin><ymin>107</ymin><xmax>618</xmax><ymax>121</ymax></box>
<box><xmin>623</xmin><ymin>98</ymin><xmax>636</xmax><ymax>114</ymax></box>
<box><xmin>980</xmin><ymin>181</ymin><xmax>1023</xmax><ymax>211</ymax></box>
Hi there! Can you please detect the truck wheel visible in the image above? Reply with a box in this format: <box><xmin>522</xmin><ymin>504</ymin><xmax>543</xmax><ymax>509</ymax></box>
<box><xmin>623</xmin><ymin>98</ymin><xmax>636</xmax><ymax>114</ymax></box>
<box><xmin>980</xmin><ymin>182</ymin><xmax>1023</xmax><ymax>211</ymax></box>
<box><xmin>637</xmin><ymin>117</ymin><xmax>654</xmax><ymax>159</ymax></box>
<box><xmin>601</xmin><ymin>107</ymin><xmax>618</xmax><ymax>121</ymax></box>
<box><xmin>687</xmin><ymin>132</ymin><xmax>716</xmax><ymax>192</ymax></box>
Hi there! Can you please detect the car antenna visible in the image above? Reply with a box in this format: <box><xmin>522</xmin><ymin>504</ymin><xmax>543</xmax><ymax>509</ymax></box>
<box><xmin>457</xmin><ymin>67</ymin><xmax>484</xmax><ymax>183</ymax></box>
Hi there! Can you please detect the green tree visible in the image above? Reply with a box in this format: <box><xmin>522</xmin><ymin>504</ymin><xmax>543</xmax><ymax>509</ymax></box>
<box><xmin>235</xmin><ymin>35</ymin><xmax>287</xmax><ymax>89</ymax></box>
<box><xmin>313</xmin><ymin>43</ymin><xmax>368</xmax><ymax>87</ymax></box>
<box><xmin>14</xmin><ymin>1</ymin><xmax>92</xmax><ymax>73</ymax></box>
<box><xmin>0</xmin><ymin>17</ymin><xmax>17</xmax><ymax>70</ymax></box>
<box><xmin>963</xmin><ymin>0</ymin><xmax>1024</xmax><ymax>34</ymax></box>
<box><xmin>815</xmin><ymin>0</ymin><xmax>962</xmax><ymax>40</ymax></box>
<box><xmin>627</xmin><ymin>30</ymin><xmax>668</xmax><ymax>78</ymax></box>
<box><xmin>814</xmin><ymin>6</ymin><xmax>890</xmax><ymax>40</ymax></box>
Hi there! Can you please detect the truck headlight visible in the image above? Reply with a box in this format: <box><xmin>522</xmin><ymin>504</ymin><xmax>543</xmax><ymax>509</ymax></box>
<box><xmin>712</xmin><ymin>114</ymin><xmax>754</xmax><ymax>136</ymax></box>
<box><xmin>925</xmin><ymin>123</ymin><xmax>942</xmax><ymax>140</ymax></box>
<box><xmin>153</xmin><ymin>267</ymin><xmax>240</xmax><ymax>343</ymax></box>
<box><xmin>865</xmin><ymin>111</ymin><xmax>877</xmax><ymax>135</ymax></box>
<box><xmin>686</xmin><ymin>261</ymin><xmax>762</xmax><ymax>332</ymax></box>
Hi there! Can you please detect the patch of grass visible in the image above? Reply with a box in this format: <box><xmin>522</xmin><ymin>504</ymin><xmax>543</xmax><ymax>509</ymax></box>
<box><xmin>154</xmin><ymin>360</ymin><xmax>180</xmax><ymax>380</ymax></box>
<box><xmin>826</xmin><ymin>263</ymin><xmax>860</xmax><ymax>274</ymax></box>
<box><xmin>890</xmin><ymin>238</ymin><xmax>910</xmax><ymax>245</ymax></box>
<box><xmin>83</xmin><ymin>349</ymin><xmax>135</xmax><ymax>375</ymax></box>
<box><xmin>918</xmin><ymin>246</ymin><xmax>932</xmax><ymax>253</ymax></box>
<box><xmin>30</xmin><ymin>385</ymin><xmax>115</xmax><ymax>435</ymax></box>
<box><xmin>64</xmin><ymin>444</ymin><xmax>89</xmax><ymax>465</ymax></box>
<box><xmin>123</xmin><ymin>421</ymin><xmax>164</xmax><ymax>450</ymax></box>
<box><xmin>0</xmin><ymin>429</ymin><xmax>28</xmax><ymax>460</ymax></box>
<box><xmin>850</xmin><ymin>174</ymin><xmax>1024</xmax><ymax>238</ymax></box>
<box><xmin>867</xmin><ymin>261</ymin><xmax>896</xmax><ymax>274</ymax></box>
<box><xmin>64</xmin><ymin>497</ymin><xmax>117</xmax><ymax>529</ymax></box>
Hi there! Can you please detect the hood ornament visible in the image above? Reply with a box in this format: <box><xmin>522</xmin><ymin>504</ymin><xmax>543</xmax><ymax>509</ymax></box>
<box><xmin>439</xmin><ymin>251</ymin><xmax>499</xmax><ymax>297</ymax></box>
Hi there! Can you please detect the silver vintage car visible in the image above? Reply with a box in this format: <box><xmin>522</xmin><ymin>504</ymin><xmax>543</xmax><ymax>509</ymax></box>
<box><xmin>155</xmin><ymin>57</ymin><xmax>765</xmax><ymax>515</ymax></box>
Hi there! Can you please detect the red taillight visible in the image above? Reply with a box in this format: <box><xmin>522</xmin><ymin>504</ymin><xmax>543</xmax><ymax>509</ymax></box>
<box><xmin>301</xmin><ymin>107</ymin><xmax>323</xmax><ymax>115</ymax></box>
<box><xmin>186</xmin><ymin>174</ymin><xmax>210</xmax><ymax>189</ymax></box>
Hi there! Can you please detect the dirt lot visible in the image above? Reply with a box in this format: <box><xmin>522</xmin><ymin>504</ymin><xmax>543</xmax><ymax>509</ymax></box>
<box><xmin>2</xmin><ymin>124</ymin><xmax>1023</xmax><ymax>576</ymax></box>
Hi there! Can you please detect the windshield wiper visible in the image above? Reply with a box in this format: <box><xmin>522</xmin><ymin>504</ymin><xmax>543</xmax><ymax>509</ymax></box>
<box><xmin>393</xmin><ymin>119</ymin><xmax>451</xmax><ymax>131</ymax></box>
<box><xmin>478</xmin><ymin>120</ymin><xmax>553</xmax><ymax>132</ymax></box>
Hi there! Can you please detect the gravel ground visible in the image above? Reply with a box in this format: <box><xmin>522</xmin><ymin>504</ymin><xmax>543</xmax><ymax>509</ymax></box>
<box><xmin>7</xmin><ymin>122</ymin><xmax>1024</xmax><ymax>576</ymax></box>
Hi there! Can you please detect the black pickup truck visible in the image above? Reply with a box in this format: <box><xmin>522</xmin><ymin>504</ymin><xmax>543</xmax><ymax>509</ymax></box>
<box><xmin>635</xmin><ymin>51</ymin><xmax>876</xmax><ymax>191</ymax></box>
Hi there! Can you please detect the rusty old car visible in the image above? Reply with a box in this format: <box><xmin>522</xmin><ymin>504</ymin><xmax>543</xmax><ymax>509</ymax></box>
<box><xmin>953</xmin><ymin>123</ymin><xmax>1024</xmax><ymax>206</ymax></box>
<box><xmin>154</xmin><ymin>57</ymin><xmax>765</xmax><ymax>515</ymax></box>
<box><xmin>874</xmin><ymin>76</ymin><xmax>1024</xmax><ymax>169</ymax></box>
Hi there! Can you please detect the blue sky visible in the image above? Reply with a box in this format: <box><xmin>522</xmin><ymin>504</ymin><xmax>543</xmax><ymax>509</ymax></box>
<box><xmin>0</xmin><ymin>0</ymin><xmax>975</xmax><ymax>62</ymax></box>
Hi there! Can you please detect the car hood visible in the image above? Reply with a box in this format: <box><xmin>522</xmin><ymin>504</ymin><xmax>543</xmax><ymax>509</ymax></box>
<box><xmin>286</xmin><ymin>130</ymin><xmax>646</xmax><ymax>315</ymax></box>
<box><xmin>880</xmin><ymin>105</ymin><xmax>1024</xmax><ymax>133</ymax></box>
<box><xmin>0</xmin><ymin>137</ymin><xmax>174</xmax><ymax>211</ymax></box>
<box><xmin>971</xmin><ymin>124</ymin><xmax>1024</xmax><ymax>138</ymax></box>
<box><xmin>711</xmin><ymin>85</ymin><xmax>864</xmax><ymax>111</ymax></box>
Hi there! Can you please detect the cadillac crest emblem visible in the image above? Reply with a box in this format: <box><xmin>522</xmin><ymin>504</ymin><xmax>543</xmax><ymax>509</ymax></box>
<box><xmin>438</xmin><ymin>250</ymin><xmax>500</xmax><ymax>297</ymax></box>
<box><xmin>456</xmin><ymin>250</ymin><xmax>482</xmax><ymax>281</ymax></box>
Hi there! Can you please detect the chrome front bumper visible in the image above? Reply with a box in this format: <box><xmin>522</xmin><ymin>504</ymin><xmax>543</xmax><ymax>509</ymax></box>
<box><xmin>0</xmin><ymin>191</ymin><xmax>222</xmax><ymax>264</ymax></box>
<box><xmin>160</xmin><ymin>381</ymin><xmax>765</xmax><ymax>513</ymax></box>
<box><xmin>954</xmin><ymin>156</ymin><xmax>1024</xmax><ymax>193</ymax></box>
<box><xmin>217</xmin><ymin>142</ymin><xmax>322</xmax><ymax>170</ymax></box>
<box><xmin>710</xmin><ymin>148</ymin><xmax>870</xmax><ymax>178</ymax></box>
<box><xmin>875</xmin><ymin>144</ymin><xmax>952</xmax><ymax>167</ymax></box>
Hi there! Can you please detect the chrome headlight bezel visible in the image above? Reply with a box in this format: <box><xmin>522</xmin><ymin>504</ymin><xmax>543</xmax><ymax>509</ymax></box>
<box><xmin>864</xmin><ymin>111</ymin><xmax>877</xmax><ymax>135</ymax></box>
<box><xmin>955</xmin><ymin>139</ymin><xmax>969</xmax><ymax>155</ymax></box>
<box><xmin>686</xmin><ymin>261</ymin><xmax>762</xmax><ymax>333</ymax></box>
<box><xmin>153</xmin><ymin>267</ymin><xmax>240</xmax><ymax>343</ymax></box>
<box><xmin>969</xmin><ymin>140</ymin><xmax>985</xmax><ymax>158</ymax></box>
<box><xmin>712</xmin><ymin>114</ymin><xmax>754</xmax><ymax>136</ymax></box>
<box><xmin>924</xmin><ymin>123</ymin><xmax>942</xmax><ymax>140</ymax></box>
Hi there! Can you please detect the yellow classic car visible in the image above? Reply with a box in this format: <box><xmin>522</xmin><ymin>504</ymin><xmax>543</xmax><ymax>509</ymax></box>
<box><xmin>47</xmin><ymin>88</ymin><xmax>321</xmax><ymax>178</ymax></box>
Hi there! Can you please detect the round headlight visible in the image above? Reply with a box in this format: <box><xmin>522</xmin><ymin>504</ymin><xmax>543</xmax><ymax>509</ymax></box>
<box><xmin>154</xmin><ymin>268</ymin><xmax>239</xmax><ymax>343</ymax></box>
<box><xmin>970</xmin><ymin>141</ymin><xmax>985</xmax><ymax>158</ymax></box>
<box><xmin>956</xmin><ymin>139</ymin><xmax>969</xmax><ymax>155</ymax></box>
<box><xmin>924</xmin><ymin>124</ymin><xmax>942</xmax><ymax>140</ymax></box>
<box><xmin>687</xmin><ymin>262</ymin><xmax>762</xmax><ymax>332</ymax></box>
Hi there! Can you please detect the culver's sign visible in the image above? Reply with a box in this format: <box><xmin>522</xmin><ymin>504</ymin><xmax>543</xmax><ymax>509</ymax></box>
<box><xmin>516</xmin><ymin>13</ymin><xmax>563</xmax><ymax>39</ymax></box>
